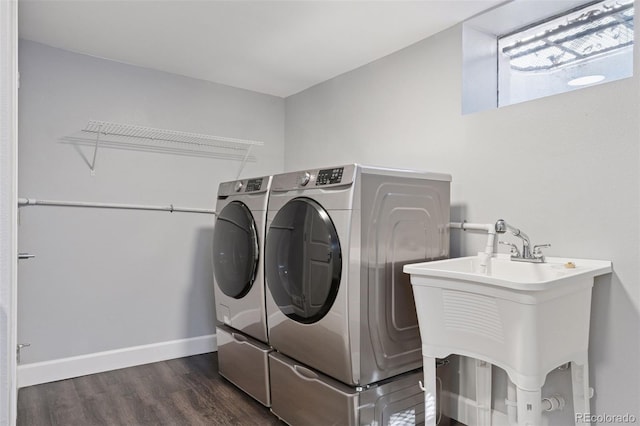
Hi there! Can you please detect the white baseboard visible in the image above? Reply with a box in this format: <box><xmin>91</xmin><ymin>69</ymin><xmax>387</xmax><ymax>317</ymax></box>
<box><xmin>17</xmin><ymin>333</ymin><xmax>217</xmax><ymax>388</ymax></box>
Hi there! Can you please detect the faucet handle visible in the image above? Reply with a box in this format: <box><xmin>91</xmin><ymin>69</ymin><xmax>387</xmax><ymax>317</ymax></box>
<box><xmin>533</xmin><ymin>244</ymin><xmax>551</xmax><ymax>258</ymax></box>
<box><xmin>499</xmin><ymin>241</ymin><xmax>521</xmax><ymax>257</ymax></box>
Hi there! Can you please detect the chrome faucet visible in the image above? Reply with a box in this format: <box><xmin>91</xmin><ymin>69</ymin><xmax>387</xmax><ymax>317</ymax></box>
<box><xmin>495</xmin><ymin>219</ymin><xmax>550</xmax><ymax>263</ymax></box>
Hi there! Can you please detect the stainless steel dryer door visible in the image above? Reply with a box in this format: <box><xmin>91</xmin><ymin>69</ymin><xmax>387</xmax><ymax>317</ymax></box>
<box><xmin>212</xmin><ymin>201</ymin><xmax>259</xmax><ymax>299</ymax></box>
<box><xmin>266</xmin><ymin>198</ymin><xmax>342</xmax><ymax>324</ymax></box>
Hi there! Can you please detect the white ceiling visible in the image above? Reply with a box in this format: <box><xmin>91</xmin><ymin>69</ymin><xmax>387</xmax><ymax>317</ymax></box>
<box><xmin>19</xmin><ymin>0</ymin><xmax>504</xmax><ymax>98</ymax></box>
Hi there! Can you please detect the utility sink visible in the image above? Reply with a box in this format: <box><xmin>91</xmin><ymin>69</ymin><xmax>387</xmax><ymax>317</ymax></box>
<box><xmin>404</xmin><ymin>253</ymin><xmax>612</xmax><ymax>425</ymax></box>
<box><xmin>404</xmin><ymin>253</ymin><xmax>612</xmax><ymax>291</ymax></box>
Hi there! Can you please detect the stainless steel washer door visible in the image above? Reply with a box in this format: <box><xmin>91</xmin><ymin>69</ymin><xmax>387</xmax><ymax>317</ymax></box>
<box><xmin>266</xmin><ymin>197</ymin><xmax>342</xmax><ymax>324</ymax></box>
<box><xmin>213</xmin><ymin>201</ymin><xmax>259</xmax><ymax>299</ymax></box>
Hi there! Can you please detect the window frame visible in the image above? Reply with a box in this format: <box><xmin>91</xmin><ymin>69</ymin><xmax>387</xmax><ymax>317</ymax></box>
<box><xmin>461</xmin><ymin>0</ymin><xmax>633</xmax><ymax>114</ymax></box>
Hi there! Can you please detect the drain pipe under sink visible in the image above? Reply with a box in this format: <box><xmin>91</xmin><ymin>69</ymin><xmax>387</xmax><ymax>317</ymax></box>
<box><xmin>449</xmin><ymin>221</ymin><xmax>497</xmax><ymax>273</ymax></box>
<box><xmin>505</xmin><ymin>378</ymin><xmax>566</xmax><ymax>425</ymax></box>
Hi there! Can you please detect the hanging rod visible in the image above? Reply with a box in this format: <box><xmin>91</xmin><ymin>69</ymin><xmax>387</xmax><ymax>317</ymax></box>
<box><xmin>18</xmin><ymin>198</ymin><xmax>216</xmax><ymax>215</ymax></box>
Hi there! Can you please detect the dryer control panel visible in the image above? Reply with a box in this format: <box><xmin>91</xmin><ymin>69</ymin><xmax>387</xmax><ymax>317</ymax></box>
<box><xmin>217</xmin><ymin>176</ymin><xmax>271</xmax><ymax>196</ymax></box>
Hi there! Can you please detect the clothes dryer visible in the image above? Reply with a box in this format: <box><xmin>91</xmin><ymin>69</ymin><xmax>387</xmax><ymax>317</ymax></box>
<box><xmin>265</xmin><ymin>164</ymin><xmax>450</xmax><ymax>387</ymax></box>
<box><xmin>213</xmin><ymin>175</ymin><xmax>271</xmax><ymax>343</ymax></box>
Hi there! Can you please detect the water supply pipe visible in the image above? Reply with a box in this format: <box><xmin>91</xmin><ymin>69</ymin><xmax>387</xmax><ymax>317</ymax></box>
<box><xmin>449</xmin><ymin>221</ymin><xmax>497</xmax><ymax>273</ymax></box>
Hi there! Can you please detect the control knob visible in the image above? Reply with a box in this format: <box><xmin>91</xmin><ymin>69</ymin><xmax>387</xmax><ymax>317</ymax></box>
<box><xmin>299</xmin><ymin>172</ymin><xmax>311</xmax><ymax>186</ymax></box>
<box><xmin>234</xmin><ymin>181</ymin><xmax>244</xmax><ymax>192</ymax></box>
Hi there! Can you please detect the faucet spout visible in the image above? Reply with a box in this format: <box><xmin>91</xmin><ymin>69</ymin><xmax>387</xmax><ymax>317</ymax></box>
<box><xmin>495</xmin><ymin>219</ymin><xmax>534</xmax><ymax>260</ymax></box>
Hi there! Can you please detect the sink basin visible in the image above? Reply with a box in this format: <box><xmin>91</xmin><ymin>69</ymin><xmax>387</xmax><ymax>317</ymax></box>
<box><xmin>403</xmin><ymin>253</ymin><xmax>611</xmax><ymax>291</ymax></box>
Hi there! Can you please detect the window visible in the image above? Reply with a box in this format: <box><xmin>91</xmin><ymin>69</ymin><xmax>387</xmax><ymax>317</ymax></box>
<box><xmin>462</xmin><ymin>0</ymin><xmax>635</xmax><ymax>113</ymax></box>
<box><xmin>498</xmin><ymin>0</ymin><xmax>634</xmax><ymax>107</ymax></box>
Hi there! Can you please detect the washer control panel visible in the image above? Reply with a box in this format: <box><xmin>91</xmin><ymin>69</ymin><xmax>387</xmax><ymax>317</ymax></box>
<box><xmin>316</xmin><ymin>167</ymin><xmax>344</xmax><ymax>186</ymax></box>
<box><xmin>245</xmin><ymin>178</ymin><xmax>263</xmax><ymax>192</ymax></box>
<box><xmin>270</xmin><ymin>164</ymin><xmax>355</xmax><ymax>191</ymax></box>
<box><xmin>298</xmin><ymin>172</ymin><xmax>311</xmax><ymax>186</ymax></box>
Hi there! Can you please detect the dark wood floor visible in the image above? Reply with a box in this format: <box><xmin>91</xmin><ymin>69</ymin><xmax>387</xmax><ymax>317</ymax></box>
<box><xmin>17</xmin><ymin>352</ymin><xmax>284</xmax><ymax>426</ymax></box>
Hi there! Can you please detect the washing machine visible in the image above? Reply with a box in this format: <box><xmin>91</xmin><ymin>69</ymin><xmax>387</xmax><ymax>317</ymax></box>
<box><xmin>212</xmin><ymin>175</ymin><xmax>272</xmax><ymax>406</ymax></box>
<box><xmin>265</xmin><ymin>164</ymin><xmax>451</xmax><ymax>388</ymax></box>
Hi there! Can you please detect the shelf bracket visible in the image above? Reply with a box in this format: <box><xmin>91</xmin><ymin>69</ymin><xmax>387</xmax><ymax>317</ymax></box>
<box><xmin>89</xmin><ymin>124</ymin><xmax>102</xmax><ymax>175</ymax></box>
<box><xmin>236</xmin><ymin>144</ymin><xmax>254</xmax><ymax>180</ymax></box>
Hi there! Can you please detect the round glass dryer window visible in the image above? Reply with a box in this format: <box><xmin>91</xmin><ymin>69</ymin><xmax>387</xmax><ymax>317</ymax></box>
<box><xmin>266</xmin><ymin>197</ymin><xmax>342</xmax><ymax>324</ymax></box>
<box><xmin>212</xmin><ymin>201</ymin><xmax>259</xmax><ymax>299</ymax></box>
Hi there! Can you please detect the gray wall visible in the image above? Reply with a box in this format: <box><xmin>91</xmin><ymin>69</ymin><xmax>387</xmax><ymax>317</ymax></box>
<box><xmin>285</xmin><ymin>26</ymin><xmax>639</xmax><ymax>421</ymax></box>
<box><xmin>18</xmin><ymin>40</ymin><xmax>284</xmax><ymax>363</ymax></box>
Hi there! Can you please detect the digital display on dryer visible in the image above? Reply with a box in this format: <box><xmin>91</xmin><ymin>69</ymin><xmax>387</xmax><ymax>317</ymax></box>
<box><xmin>316</xmin><ymin>167</ymin><xmax>344</xmax><ymax>185</ymax></box>
<box><xmin>245</xmin><ymin>178</ymin><xmax>263</xmax><ymax>192</ymax></box>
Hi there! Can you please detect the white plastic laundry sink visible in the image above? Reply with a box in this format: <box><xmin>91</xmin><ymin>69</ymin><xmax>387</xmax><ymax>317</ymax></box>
<box><xmin>405</xmin><ymin>252</ymin><xmax>613</xmax><ymax>426</ymax></box>
<box><xmin>403</xmin><ymin>253</ymin><xmax>611</xmax><ymax>291</ymax></box>
<box><xmin>404</xmin><ymin>252</ymin><xmax>612</xmax><ymax>394</ymax></box>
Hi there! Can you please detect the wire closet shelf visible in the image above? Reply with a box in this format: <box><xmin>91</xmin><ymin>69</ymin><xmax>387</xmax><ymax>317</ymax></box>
<box><xmin>68</xmin><ymin>120</ymin><xmax>264</xmax><ymax>175</ymax></box>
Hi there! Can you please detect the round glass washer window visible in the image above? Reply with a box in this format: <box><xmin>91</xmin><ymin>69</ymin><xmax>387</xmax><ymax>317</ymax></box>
<box><xmin>266</xmin><ymin>197</ymin><xmax>341</xmax><ymax>324</ymax></box>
